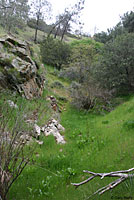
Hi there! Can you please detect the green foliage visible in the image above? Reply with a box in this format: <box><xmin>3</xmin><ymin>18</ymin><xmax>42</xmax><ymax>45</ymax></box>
<box><xmin>27</xmin><ymin>18</ymin><xmax>52</xmax><ymax>33</ymax></box>
<box><xmin>123</xmin><ymin>120</ymin><xmax>134</xmax><ymax>130</ymax></box>
<box><xmin>0</xmin><ymin>0</ymin><xmax>29</xmax><ymax>32</ymax></box>
<box><xmin>1</xmin><ymin>9</ymin><xmax>134</xmax><ymax>199</ymax></box>
<box><xmin>69</xmin><ymin>38</ymin><xmax>103</xmax><ymax>73</ymax></box>
<box><xmin>40</xmin><ymin>37</ymin><xmax>72</xmax><ymax>70</ymax></box>
<box><xmin>107</xmin><ymin>23</ymin><xmax>127</xmax><ymax>40</ymax></box>
<box><xmin>94</xmin><ymin>31</ymin><xmax>110</xmax><ymax>44</ymax></box>
<box><xmin>70</xmin><ymin>38</ymin><xmax>103</xmax><ymax>51</ymax></box>
<box><xmin>27</xmin><ymin>176</ymin><xmax>53</xmax><ymax>198</ymax></box>
<box><xmin>94</xmin><ymin>32</ymin><xmax>134</xmax><ymax>94</ymax></box>
<box><xmin>121</xmin><ymin>11</ymin><xmax>134</xmax><ymax>33</ymax></box>
<box><xmin>70</xmin><ymin>43</ymin><xmax>96</xmax><ymax>67</ymax></box>
<box><xmin>60</xmin><ymin>38</ymin><xmax>102</xmax><ymax>81</ymax></box>
<box><xmin>94</xmin><ymin>23</ymin><xmax>126</xmax><ymax>44</ymax></box>
<box><xmin>94</xmin><ymin>9</ymin><xmax>134</xmax><ymax>45</ymax></box>
<box><xmin>59</xmin><ymin>38</ymin><xmax>109</xmax><ymax>111</ymax></box>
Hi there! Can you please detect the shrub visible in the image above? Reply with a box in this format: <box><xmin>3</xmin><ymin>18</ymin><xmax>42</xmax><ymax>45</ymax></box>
<box><xmin>123</xmin><ymin>120</ymin><xmax>134</xmax><ymax>130</ymax></box>
<box><xmin>94</xmin><ymin>33</ymin><xmax>134</xmax><ymax>94</ymax></box>
<box><xmin>70</xmin><ymin>81</ymin><xmax>96</xmax><ymax>110</ymax></box>
<box><xmin>70</xmin><ymin>80</ymin><xmax>112</xmax><ymax>111</ymax></box>
<box><xmin>0</xmin><ymin>99</ymin><xmax>35</xmax><ymax>200</ymax></box>
<box><xmin>40</xmin><ymin>37</ymin><xmax>72</xmax><ymax>70</ymax></box>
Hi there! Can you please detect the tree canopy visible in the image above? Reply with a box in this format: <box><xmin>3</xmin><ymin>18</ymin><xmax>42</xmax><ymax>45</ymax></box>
<box><xmin>94</xmin><ymin>33</ymin><xmax>134</xmax><ymax>94</ymax></box>
<box><xmin>0</xmin><ymin>0</ymin><xmax>29</xmax><ymax>31</ymax></box>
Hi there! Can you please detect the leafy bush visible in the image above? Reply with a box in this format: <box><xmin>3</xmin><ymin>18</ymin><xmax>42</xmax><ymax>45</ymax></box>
<box><xmin>40</xmin><ymin>37</ymin><xmax>72</xmax><ymax>70</ymax></box>
<box><xmin>94</xmin><ymin>33</ymin><xmax>134</xmax><ymax>94</ymax></box>
<box><xmin>27</xmin><ymin>19</ymin><xmax>52</xmax><ymax>33</ymax></box>
<box><xmin>59</xmin><ymin>39</ymin><xmax>101</xmax><ymax>82</ymax></box>
<box><xmin>70</xmin><ymin>39</ymin><xmax>102</xmax><ymax>68</ymax></box>
<box><xmin>123</xmin><ymin>120</ymin><xmax>134</xmax><ymax>129</ymax></box>
<box><xmin>121</xmin><ymin>11</ymin><xmax>134</xmax><ymax>33</ymax></box>
<box><xmin>94</xmin><ymin>23</ymin><xmax>126</xmax><ymax>44</ymax></box>
<box><xmin>58</xmin><ymin>38</ymin><xmax>112</xmax><ymax>111</ymax></box>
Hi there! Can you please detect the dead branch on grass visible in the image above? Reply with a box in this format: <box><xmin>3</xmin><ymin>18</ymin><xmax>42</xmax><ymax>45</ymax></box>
<box><xmin>72</xmin><ymin>168</ymin><xmax>134</xmax><ymax>198</ymax></box>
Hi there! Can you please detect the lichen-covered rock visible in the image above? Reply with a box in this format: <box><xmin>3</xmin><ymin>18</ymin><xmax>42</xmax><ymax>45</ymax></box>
<box><xmin>0</xmin><ymin>35</ymin><xmax>45</xmax><ymax>99</ymax></box>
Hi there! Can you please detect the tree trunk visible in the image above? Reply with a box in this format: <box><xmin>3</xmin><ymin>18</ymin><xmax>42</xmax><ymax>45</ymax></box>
<box><xmin>61</xmin><ymin>17</ymin><xmax>71</xmax><ymax>41</ymax></box>
<box><xmin>54</xmin><ymin>25</ymin><xmax>60</xmax><ymax>39</ymax></box>
<box><xmin>125</xmin><ymin>66</ymin><xmax>133</xmax><ymax>90</ymax></box>
<box><xmin>61</xmin><ymin>26</ymin><xmax>67</xmax><ymax>41</ymax></box>
<box><xmin>48</xmin><ymin>21</ymin><xmax>62</xmax><ymax>38</ymax></box>
<box><xmin>34</xmin><ymin>28</ymin><xmax>38</xmax><ymax>43</ymax></box>
<box><xmin>34</xmin><ymin>15</ymin><xmax>40</xmax><ymax>43</ymax></box>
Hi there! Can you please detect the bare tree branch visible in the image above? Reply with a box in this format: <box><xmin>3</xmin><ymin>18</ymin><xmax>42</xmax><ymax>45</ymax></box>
<box><xmin>71</xmin><ymin>168</ymin><xmax>134</xmax><ymax>198</ymax></box>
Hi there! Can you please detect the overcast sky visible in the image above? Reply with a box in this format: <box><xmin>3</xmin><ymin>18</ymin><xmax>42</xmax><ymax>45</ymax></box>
<box><xmin>49</xmin><ymin>0</ymin><xmax>134</xmax><ymax>35</ymax></box>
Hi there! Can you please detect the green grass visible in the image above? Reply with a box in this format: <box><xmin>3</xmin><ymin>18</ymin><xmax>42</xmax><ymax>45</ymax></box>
<box><xmin>8</xmin><ymin>96</ymin><xmax>134</xmax><ymax>200</ymax></box>
<box><xmin>0</xmin><ymin>24</ymin><xmax>76</xmax><ymax>44</ymax></box>
<box><xmin>14</xmin><ymin>26</ymin><xmax>45</xmax><ymax>42</ymax></box>
<box><xmin>0</xmin><ymin>25</ymin><xmax>45</xmax><ymax>43</ymax></box>
<box><xmin>1</xmin><ymin>25</ymin><xmax>134</xmax><ymax>200</ymax></box>
<box><xmin>70</xmin><ymin>38</ymin><xmax>103</xmax><ymax>50</ymax></box>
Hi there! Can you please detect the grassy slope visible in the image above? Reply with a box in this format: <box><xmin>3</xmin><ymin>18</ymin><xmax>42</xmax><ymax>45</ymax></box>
<box><xmin>9</xmin><ymin>71</ymin><xmax>134</xmax><ymax>200</ymax></box>
<box><xmin>1</xmin><ymin>27</ymin><xmax>134</xmax><ymax>199</ymax></box>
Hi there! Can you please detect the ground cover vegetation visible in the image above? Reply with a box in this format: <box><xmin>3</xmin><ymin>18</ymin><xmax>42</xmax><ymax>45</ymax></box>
<box><xmin>0</xmin><ymin>1</ymin><xmax>134</xmax><ymax>199</ymax></box>
<box><xmin>8</xmin><ymin>93</ymin><xmax>134</xmax><ymax>200</ymax></box>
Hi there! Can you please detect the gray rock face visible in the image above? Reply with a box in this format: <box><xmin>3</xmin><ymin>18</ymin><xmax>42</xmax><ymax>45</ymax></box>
<box><xmin>0</xmin><ymin>35</ymin><xmax>44</xmax><ymax>99</ymax></box>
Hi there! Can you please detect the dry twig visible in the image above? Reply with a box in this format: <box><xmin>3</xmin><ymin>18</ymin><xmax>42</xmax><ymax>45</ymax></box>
<box><xmin>71</xmin><ymin>168</ymin><xmax>134</xmax><ymax>198</ymax></box>
<box><xmin>0</xmin><ymin>101</ymin><xmax>35</xmax><ymax>200</ymax></box>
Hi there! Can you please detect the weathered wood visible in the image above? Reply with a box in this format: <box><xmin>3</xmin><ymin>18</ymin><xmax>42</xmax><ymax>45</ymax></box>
<box><xmin>72</xmin><ymin>168</ymin><xmax>134</xmax><ymax>198</ymax></box>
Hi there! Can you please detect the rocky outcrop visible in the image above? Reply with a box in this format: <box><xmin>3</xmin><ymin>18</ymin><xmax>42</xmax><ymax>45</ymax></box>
<box><xmin>46</xmin><ymin>95</ymin><xmax>61</xmax><ymax>112</ymax></box>
<box><xmin>42</xmin><ymin>119</ymin><xmax>66</xmax><ymax>144</ymax></box>
<box><xmin>0</xmin><ymin>35</ymin><xmax>45</xmax><ymax>99</ymax></box>
<box><xmin>23</xmin><ymin>118</ymin><xmax>66</xmax><ymax>145</ymax></box>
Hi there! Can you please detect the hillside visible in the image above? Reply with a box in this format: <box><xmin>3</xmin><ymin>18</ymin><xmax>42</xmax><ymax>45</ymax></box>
<box><xmin>8</xmin><ymin>67</ymin><xmax>134</xmax><ymax>200</ymax></box>
<box><xmin>0</xmin><ymin>27</ymin><xmax>134</xmax><ymax>200</ymax></box>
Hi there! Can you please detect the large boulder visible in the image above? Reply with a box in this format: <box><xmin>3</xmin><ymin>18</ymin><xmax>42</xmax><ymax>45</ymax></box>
<box><xmin>0</xmin><ymin>35</ymin><xmax>45</xmax><ymax>99</ymax></box>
